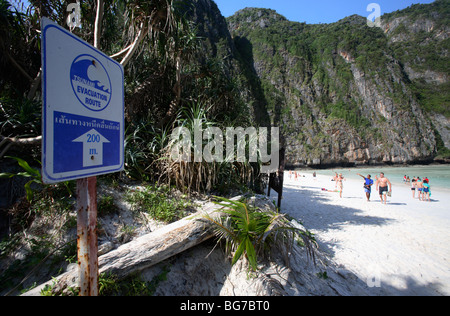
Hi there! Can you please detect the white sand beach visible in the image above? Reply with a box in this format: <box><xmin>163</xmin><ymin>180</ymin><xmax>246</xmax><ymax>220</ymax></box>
<box><xmin>281</xmin><ymin>171</ymin><xmax>450</xmax><ymax>296</ymax></box>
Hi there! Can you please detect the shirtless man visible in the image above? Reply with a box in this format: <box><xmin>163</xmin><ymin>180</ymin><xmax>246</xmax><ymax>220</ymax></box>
<box><xmin>416</xmin><ymin>177</ymin><xmax>424</xmax><ymax>201</ymax></box>
<box><xmin>376</xmin><ymin>172</ymin><xmax>392</xmax><ymax>204</ymax></box>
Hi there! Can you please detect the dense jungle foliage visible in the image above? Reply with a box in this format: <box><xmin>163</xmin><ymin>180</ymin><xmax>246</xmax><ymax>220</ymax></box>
<box><xmin>0</xmin><ymin>0</ymin><xmax>264</xmax><ymax>193</ymax></box>
<box><xmin>228</xmin><ymin>0</ymin><xmax>449</xmax><ymax>161</ymax></box>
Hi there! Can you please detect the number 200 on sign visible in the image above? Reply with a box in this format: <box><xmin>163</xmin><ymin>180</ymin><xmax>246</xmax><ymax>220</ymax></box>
<box><xmin>87</xmin><ymin>134</ymin><xmax>100</xmax><ymax>143</ymax></box>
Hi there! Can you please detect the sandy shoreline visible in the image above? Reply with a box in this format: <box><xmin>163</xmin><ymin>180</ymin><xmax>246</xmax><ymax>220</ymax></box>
<box><xmin>281</xmin><ymin>172</ymin><xmax>450</xmax><ymax>296</ymax></box>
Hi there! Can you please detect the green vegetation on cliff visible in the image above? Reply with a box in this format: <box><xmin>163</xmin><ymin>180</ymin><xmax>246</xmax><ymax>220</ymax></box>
<box><xmin>227</xmin><ymin>2</ymin><xmax>449</xmax><ymax>164</ymax></box>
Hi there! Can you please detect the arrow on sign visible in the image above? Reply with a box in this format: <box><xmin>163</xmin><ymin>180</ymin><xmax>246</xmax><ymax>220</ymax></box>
<box><xmin>72</xmin><ymin>129</ymin><xmax>110</xmax><ymax>168</ymax></box>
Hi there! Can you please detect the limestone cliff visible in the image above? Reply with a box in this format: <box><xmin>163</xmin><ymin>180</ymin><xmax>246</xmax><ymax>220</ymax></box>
<box><xmin>226</xmin><ymin>2</ymin><xmax>449</xmax><ymax>166</ymax></box>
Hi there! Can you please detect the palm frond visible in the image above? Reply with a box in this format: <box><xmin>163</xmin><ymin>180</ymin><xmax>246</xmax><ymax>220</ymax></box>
<box><xmin>203</xmin><ymin>196</ymin><xmax>316</xmax><ymax>271</ymax></box>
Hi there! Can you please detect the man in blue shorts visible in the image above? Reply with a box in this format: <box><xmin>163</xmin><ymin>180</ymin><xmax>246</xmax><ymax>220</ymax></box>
<box><xmin>357</xmin><ymin>173</ymin><xmax>374</xmax><ymax>201</ymax></box>
<box><xmin>376</xmin><ymin>172</ymin><xmax>392</xmax><ymax>205</ymax></box>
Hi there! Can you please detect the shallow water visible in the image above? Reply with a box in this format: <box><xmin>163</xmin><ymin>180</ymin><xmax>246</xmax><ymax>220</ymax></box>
<box><xmin>296</xmin><ymin>164</ymin><xmax>450</xmax><ymax>191</ymax></box>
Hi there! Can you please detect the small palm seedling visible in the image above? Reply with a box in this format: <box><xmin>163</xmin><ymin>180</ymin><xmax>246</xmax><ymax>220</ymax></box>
<box><xmin>204</xmin><ymin>196</ymin><xmax>315</xmax><ymax>271</ymax></box>
<box><xmin>0</xmin><ymin>156</ymin><xmax>43</xmax><ymax>201</ymax></box>
<box><xmin>0</xmin><ymin>156</ymin><xmax>73</xmax><ymax>201</ymax></box>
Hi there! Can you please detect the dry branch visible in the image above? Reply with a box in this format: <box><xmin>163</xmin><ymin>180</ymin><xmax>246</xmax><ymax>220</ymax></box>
<box><xmin>0</xmin><ymin>136</ymin><xmax>42</xmax><ymax>158</ymax></box>
<box><xmin>21</xmin><ymin>198</ymin><xmax>241</xmax><ymax>296</ymax></box>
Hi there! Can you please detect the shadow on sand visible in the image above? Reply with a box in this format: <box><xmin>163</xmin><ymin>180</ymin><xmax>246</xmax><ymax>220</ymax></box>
<box><xmin>281</xmin><ymin>184</ymin><xmax>393</xmax><ymax>232</ymax></box>
<box><xmin>273</xmin><ymin>184</ymin><xmax>445</xmax><ymax>296</ymax></box>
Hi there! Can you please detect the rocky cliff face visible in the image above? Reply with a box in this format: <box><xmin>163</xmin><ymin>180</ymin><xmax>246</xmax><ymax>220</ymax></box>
<box><xmin>188</xmin><ymin>1</ymin><xmax>448</xmax><ymax>166</ymax></box>
<box><xmin>186</xmin><ymin>0</ymin><xmax>236</xmax><ymax>63</ymax></box>
<box><xmin>225</xmin><ymin>3</ymin><xmax>449</xmax><ymax>166</ymax></box>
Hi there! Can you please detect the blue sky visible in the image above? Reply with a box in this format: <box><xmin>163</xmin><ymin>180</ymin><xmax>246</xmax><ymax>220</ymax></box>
<box><xmin>213</xmin><ymin>0</ymin><xmax>436</xmax><ymax>24</ymax></box>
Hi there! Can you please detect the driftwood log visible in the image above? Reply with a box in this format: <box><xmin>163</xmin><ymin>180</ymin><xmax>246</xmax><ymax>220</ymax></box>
<box><xmin>97</xmin><ymin>209</ymin><xmax>216</xmax><ymax>278</ymax></box>
<box><xmin>22</xmin><ymin>197</ymin><xmax>240</xmax><ymax>296</ymax></box>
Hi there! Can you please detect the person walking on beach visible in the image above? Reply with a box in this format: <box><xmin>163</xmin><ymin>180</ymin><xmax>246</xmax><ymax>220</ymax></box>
<box><xmin>336</xmin><ymin>173</ymin><xmax>344</xmax><ymax>198</ymax></box>
<box><xmin>357</xmin><ymin>173</ymin><xmax>374</xmax><ymax>201</ymax></box>
<box><xmin>411</xmin><ymin>176</ymin><xmax>417</xmax><ymax>198</ymax></box>
<box><xmin>423</xmin><ymin>179</ymin><xmax>431</xmax><ymax>202</ymax></box>
<box><xmin>332</xmin><ymin>172</ymin><xmax>338</xmax><ymax>189</ymax></box>
<box><xmin>376</xmin><ymin>172</ymin><xmax>392</xmax><ymax>205</ymax></box>
<box><xmin>416</xmin><ymin>177</ymin><xmax>424</xmax><ymax>201</ymax></box>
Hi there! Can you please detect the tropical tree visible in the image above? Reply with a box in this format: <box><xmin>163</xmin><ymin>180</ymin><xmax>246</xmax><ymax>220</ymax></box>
<box><xmin>1</xmin><ymin>0</ymin><xmax>258</xmax><ymax>193</ymax></box>
<box><xmin>0</xmin><ymin>0</ymin><xmax>194</xmax><ymax>158</ymax></box>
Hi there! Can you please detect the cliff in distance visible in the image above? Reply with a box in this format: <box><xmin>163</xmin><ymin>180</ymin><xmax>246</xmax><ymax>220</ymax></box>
<box><xmin>225</xmin><ymin>0</ymin><xmax>449</xmax><ymax>167</ymax></box>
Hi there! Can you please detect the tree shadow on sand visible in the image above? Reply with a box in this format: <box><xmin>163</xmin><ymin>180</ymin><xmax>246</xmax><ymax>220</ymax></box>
<box><xmin>281</xmin><ymin>183</ymin><xmax>394</xmax><ymax>231</ymax></box>
<box><xmin>274</xmin><ymin>184</ymin><xmax>446</xmax><ymax>296</ymax></box>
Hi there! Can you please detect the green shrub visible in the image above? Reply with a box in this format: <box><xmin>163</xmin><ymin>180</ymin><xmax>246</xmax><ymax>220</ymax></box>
<box><xmin>125</xmin><ymin>184</ymin><xmax>193</xmax><ymax>223</ymax></box>
<box><xmin>204</xmin><ymin>196</ymin><xmax>315</xmax><ymax>271</ymax></box>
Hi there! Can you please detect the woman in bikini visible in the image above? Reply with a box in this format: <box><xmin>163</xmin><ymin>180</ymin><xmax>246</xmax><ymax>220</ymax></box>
<box><xmin>336</xmin><ymin>173</ymin><xmax>344</xmax><ymax>198</ymax></box>
<box><xmin>411</xmin><ymin>176</ymin><xmax>417</xmax><ymax>198</ymax></box>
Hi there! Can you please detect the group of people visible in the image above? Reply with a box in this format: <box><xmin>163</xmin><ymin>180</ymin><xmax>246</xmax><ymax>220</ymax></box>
<box><xmin>354</xmin><ymin>173</ymin><xmax>432</xmax><ymax>203</ymax></box>
<box><xmin>355</xmin><ymin>173</ymin><xmax>391</xmax><ymax>204</ymax></box>
<box><xmin>288</xmin><ymin>170</ymin><xmax>306</xmax><ymax>181</ymax></box>
<box><xmin>408</xmin><ymin>176</ymin><xmax>431</xmax><ymax>202</ymax></box>
<box><xmin>329</xmin><ymin>173</ymin><xmax>345</xmax><ymax>198</ymax></box>
<box><xmin>321</xmin><ymin>173</ymin><xmax>345</xmax><ymax>198</ymax></box>
<box><xmin>291</xmin><ymin>169</ymin><xmax>433</xmax><ymax>204</ymax></box>
<box><xmin>326</xmin><ymin>171</ymin><xmax>397</xmax><ymax>204</ymax></box>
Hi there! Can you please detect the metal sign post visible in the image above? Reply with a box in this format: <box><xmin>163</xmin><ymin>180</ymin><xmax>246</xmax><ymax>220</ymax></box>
<box><xmin>76</xmin><ymin>177</ymin><xmax>98</xmax><ymax>296</ymax></box>
<box><xmin>41</xmin><ymin>17</ymin><xmax>124</xmax><ymax>296</ymax></box>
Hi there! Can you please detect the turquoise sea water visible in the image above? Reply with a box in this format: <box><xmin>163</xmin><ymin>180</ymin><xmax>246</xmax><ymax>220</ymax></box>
<box><xmin>299</xmin><ymin>165</ymin><xmax>450</xmax><ymax>191</ymax></box>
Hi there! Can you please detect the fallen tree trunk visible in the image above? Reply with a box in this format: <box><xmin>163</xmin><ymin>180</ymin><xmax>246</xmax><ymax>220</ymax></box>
<box><xmin>98</xmin><ymin>209</ymin><xmax>215</xmax><ymax>278</ymax></box>
<box><xmin>22</xmin><ymin>197</ymin><xmax>239</xmax><ymax>296</ymax></box>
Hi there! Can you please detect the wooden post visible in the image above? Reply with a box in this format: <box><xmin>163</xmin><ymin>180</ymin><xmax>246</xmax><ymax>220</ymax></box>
<box><xmin>76</xmin><ymin>176</ymin><xmax>98</xmax><ymax>296</ymax></box>
<box><xmin>267</xmin><ymin>148</ymin><xmax>285</xmax><ymax>209</ymax></box>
